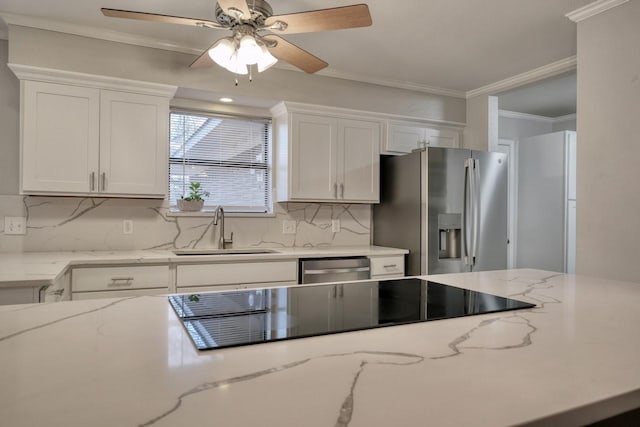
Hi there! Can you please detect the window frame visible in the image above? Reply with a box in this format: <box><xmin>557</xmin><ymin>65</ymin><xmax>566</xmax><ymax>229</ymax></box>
<box><xmin>168</xmin><ymin>108</ymin><xmax>274</xmax><ymax>217</ymax></box>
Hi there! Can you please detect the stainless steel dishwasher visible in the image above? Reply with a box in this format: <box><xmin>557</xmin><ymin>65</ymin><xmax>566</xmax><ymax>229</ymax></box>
<box><xmin>299</xmin><ymin>257</ymin><xmax>370</xmax><ymax>284</ymax></box>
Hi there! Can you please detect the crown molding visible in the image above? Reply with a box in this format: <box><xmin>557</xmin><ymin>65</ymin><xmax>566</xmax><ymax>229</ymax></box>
<box><xmin>8</xmin><ymin>63</ymin><xmax>178</xmax><ymax>97</ymax></box>
<box><xmin>466</xmin><ymin>56</ymin><xmax>577</xmax><ymax>99</ymax></box>
<box><xmin>499</xmin><ymin>110</ymin><xmax>576</xmax><ymax>123</ymax></box>
<box><xmin>271</xmin><ymin>101</ymin><xmax>466</xmax><ymax>128</ymax></box>
<box><xmin>566</xmin><ymin>0</ymin><xmax>629</xmax><ymax>22</ymax></box>
<box><xmin>499</xmin><ymin>110</ymin><xmax>554</xmax><ymax>123</ymax></box>
<box><xmin>0</xmin><ymin>12</ymin><xmax>203</xmax><ymax>55</ymax></box>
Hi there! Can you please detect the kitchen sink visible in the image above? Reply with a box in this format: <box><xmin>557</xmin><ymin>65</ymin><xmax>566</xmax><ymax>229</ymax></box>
<box><xmin>172</xmin><ymin>248</ymin><xmax>279</xmax><ymax>256</ymax></box>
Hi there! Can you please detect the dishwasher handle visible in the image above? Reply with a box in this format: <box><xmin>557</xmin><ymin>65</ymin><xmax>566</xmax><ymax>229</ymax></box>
<box><xmin>303</xmin><ymin>267</ymin><xmax>370</xmax><ymax>275</ymax></box>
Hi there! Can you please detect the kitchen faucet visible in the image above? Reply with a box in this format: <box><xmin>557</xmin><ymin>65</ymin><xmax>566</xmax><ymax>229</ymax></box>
<box><xmin>213</xmin><ymin>206</ymin><xmax>233</xmax><ymax>249</ymax></box>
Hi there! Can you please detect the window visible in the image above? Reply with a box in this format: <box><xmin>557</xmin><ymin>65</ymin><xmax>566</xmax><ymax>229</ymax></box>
<box><xmin>169</xmin><ymin>111</ymin><xmax>272</xmax><ymax>214</ymax></box>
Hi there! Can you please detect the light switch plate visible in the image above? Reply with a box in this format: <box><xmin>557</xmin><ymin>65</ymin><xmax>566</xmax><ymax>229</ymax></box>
<box><xmin>331</xmin><ymin>219</ymin><xmax>341</xmax><ymax>233</ymax></box>
<box><xmin>282</xmin><ymin>220</ymin><xmax>296</xmax><ymax>234</ymax></box>
<box><xmin>4</xmin><ymin>216</ymin><xmax>27</xmax><ymax>235</ymax></box>
<box><xmin>123</xmin><ymin>220</ymin><xmax>134</xmax><ymax>235</ymax></box>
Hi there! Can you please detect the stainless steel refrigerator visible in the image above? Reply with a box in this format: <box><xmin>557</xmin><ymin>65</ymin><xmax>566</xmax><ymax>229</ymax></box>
<box><xmin>373</xmin><ymin>147</ymin><xmax>508</xmax><ymax>275</ymax></box>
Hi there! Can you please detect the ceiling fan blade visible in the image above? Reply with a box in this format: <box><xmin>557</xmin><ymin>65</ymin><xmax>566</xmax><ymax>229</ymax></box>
<box><xmin>262</xmin><ymin>35</ymin><xmax>328</xmax><ymax>74</ymax></box>
<box><xmin>189</xmin><ymin>42</ymin><xmax>217</xmax><ymax>69</ymax></box>
<box><xmin>101</xmin><ymin>8</ymin><xmax>223</xmax><ymax>29</ymax></box>
<box><xmin>217</xmin><ymin>0</ymin><xmax>252</xmax><ymax>19</ymax></box>
<box><xmin>264</xmin><ymin>4</ymin><xmax>372</xmax><ymax>34</ymax></box>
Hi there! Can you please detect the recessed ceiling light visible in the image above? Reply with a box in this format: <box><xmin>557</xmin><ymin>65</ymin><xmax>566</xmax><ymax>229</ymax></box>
<box><xmin>219</xmin><ymin>97</ymin><xmax>234</xmax><ymax>103</ymax></box>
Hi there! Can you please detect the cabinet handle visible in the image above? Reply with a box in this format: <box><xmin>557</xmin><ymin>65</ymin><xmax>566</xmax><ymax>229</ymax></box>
<box><xmin>340</xmin><ymin>183</ymin><xmax>344</xmax><ymax>199</ymax></box>
<box><xmin>101</xmin><ymin>172</ymin><xmax>106</xmax><ymax>192</ymax></box>
<box><xmin>332</xmin><ymin>285</ymin><xmax>337</xmax><ymax>298</ymax></box>
<box><xmin>333</xmin><ymin>183</ymin><xmax>338</xmax><ymax>199</ymax></box>
<box><xmin>339</xmin><ymin>284</ymin><xmax>344</xmax><ymax>297</ymax></box>
<box><xmin>384</xmin><ymin>264</ymin><xmax>398</xmax><ymax>269</ymax></box>
<box><xmin>90</xmin><ymin>172</ymin><xmax>96</xmax><ymax>192</ymax></box>
<box><xmin>109</xmin><ymin>277</ymin><xmax>134</xmax><ymax>287</ymax></box>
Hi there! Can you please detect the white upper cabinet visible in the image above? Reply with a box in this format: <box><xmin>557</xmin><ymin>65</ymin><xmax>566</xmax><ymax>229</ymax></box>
<box><xmin>22</xmin><ymin>82</ymin><xmax>100</xmax><ymax>194</ymax></box>
<box><xmin>290</xmin><ymin>113</ymin><xmax>338</xmax><ymax>200</ymax></box>
<box><xmin>338</xmin><ymin>119</ymin><xmax>380</xmax><ymax>202</ymax></box>
<box><xmin>13</xmin><ymin>65</ymin><xmax>176</xmax><ymax>198</ymax></box>
<box><xmin>273</xmin><ymin>103</ymin><xmax>381</xmax><ymax>203</ymax></box>
<box><xmin>99</xmin><ymin>90</ymin><xmax>168</xmax><ymax>196</ymax></box>
<box><xmin>384</xmin><ymin>121</ymin><xmax>461</xmax><ymax>154</ymax></box>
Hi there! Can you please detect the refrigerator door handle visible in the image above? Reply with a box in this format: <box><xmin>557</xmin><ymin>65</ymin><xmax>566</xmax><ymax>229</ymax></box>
<box><xmin>463</xmin><ymin>159</ymin><xmax>472</xmax><ymax>266</ymax></box>
<box><xmin>471</xmin><ymin>159</ymin><xmax>480</xmax><ymax>265</ymax></box>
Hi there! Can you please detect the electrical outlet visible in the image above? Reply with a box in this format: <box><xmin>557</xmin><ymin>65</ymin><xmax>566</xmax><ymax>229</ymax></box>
<box><xmin>331</xmin><ymin>219</ymin><xmax>341</xmax><ymax>233</ymax></box>
<box><xmin>123</xmin><ymin>220</ymin><xmax>134</xmax><ymax>235</ymax></box>
<box><xmin>4</xmin><ymin>217</ymin><xmax>27</xmax><ymax>235</ymax></box>
<box><xmin>282</xmin><ymin>220</ymin><xmax>296</xmax><ymax>234</ymax></box>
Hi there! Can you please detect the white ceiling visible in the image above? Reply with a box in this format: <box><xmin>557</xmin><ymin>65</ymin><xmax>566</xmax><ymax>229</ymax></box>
<box><xmin>0</xmin><ymin>0</ymin><xmax>593</xmax><ymax>93</ymax></box>
<box><xmin>498</xmin><ymin>71</ymin><xmax>577</xmax><ymax>117</ymax></box>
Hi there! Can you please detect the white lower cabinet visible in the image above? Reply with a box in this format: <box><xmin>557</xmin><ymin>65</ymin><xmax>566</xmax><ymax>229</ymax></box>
<box><xmin>176</xmin><ymin>261</ymin><xmax>297</xmax><ymax>291</ymax></box>
<box><xmin>71</xmin><ymin>265</ymin><xmax>169</xmax><ymax>300</ymax></box>
<box><xmin>0</xmin><ymin>286</ymin><xmax>43</xmax><ymax>305</ymax></box>
<box><xmin>291</xmin><ymin>283</ymin><xmax>379</xmax><ymax>335</ymax></box>
<box><xmin>369</xmin><ymin>255</ymin><xmax>405</xmax><ymax>279</ymax></box>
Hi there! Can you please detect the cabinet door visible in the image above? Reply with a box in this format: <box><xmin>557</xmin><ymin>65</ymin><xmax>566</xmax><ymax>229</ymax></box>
<box><xmin>22</xmin><ymin>81</ymin><xmax>100</xmax><ymax>194</ymax></box>
<box><xmin>99</xmin><ymin>90</ymin><xmax>168</xmax><ymax>197</ymax></box>
<box><xmin>290</xmin><ymin>113</ymin><xmax>338</xmax><ymax>200</ymax></box>
<box><xmin>338</xmin><ymin>119</ymin><xmax>380</xmax><ymax>202</ymax></box>
<box><xmin>339</xmin><ymin>284</ymin><xmax>379</xmax><ymax>329</ymax></box>
<box><xmin>426</xmin><ymin>127</ymin><xmax>460</xmax><ymax>148</ymax></box>
<box><xmin>385</xmin><ymin>122</ymin><xmax>425</xmax><ymax>154</ymax></box>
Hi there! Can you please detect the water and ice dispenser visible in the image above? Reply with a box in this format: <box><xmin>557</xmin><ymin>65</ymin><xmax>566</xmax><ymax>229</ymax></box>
<box><xmin>438</xmin><ymin>214</ymin><xmax>461</xmax><ymax>259</ymax></box>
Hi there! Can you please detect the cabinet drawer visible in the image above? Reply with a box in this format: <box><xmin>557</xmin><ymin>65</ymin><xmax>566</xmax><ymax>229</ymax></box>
<box><xmin>72</xmin><ymin>288</ymin><xmax>168</xmax><ymax>300</ymax></box>
<box><xmin>177</xmin><ymin>261</ymin><xmax>297</xmax><ymax>287</ymax></box>
<box><xmin>370</xmin><ymin>255</ymin><xmax>405</xmax><ymax>277</ymax></box>
<box><xmin>72</xmin><ymin>265</ymin><xmax>169</xmax><ymax>292</ymax></box>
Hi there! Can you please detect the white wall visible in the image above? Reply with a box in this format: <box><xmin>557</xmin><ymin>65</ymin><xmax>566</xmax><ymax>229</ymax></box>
<box><xmin>576</xmin><ymin>0</ymin><xmax>640</xmax><ymax>282</ymax></box>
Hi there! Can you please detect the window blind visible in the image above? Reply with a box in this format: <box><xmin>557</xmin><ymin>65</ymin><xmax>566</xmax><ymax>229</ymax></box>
<box><xmin>169</xmin><ymin>111</ymin><xmax>272</xmax><ymax>213</ymax></box>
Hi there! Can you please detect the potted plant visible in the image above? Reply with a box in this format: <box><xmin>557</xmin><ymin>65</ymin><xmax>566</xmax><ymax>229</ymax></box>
<box><xmin>177</xmin><ymin>182</ymin><xmax>210</xmax><ymax>212</ymax></box>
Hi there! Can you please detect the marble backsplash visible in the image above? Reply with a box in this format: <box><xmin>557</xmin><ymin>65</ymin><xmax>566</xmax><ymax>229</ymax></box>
<box><xmin>0</xmin><ymin>195</ymin><xmax>371</xmax><ymax>252</ymax></box>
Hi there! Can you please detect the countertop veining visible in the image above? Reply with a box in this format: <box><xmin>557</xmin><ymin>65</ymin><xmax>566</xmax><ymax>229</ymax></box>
<box><xmin>1</xmin><ymin>269</ymin><xmax>640</xmax><ymax>426</ymax></box>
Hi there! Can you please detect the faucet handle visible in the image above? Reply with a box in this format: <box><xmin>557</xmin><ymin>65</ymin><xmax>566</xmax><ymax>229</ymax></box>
<box><xmin>224</xmin><ymin>232</ymin><xmax>234</xmax><ymax>245</ymax></box>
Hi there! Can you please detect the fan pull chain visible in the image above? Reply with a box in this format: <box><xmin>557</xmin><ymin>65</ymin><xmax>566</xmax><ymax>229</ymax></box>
<box><xmin>249</xmin><ymin>65</ymin><xmax>253</xmax><ymax>82</ymax></box>
<box><xmin>235</xmin><ymin>75</ymin><xmax>238</xmax><ymax>86</ymax></box>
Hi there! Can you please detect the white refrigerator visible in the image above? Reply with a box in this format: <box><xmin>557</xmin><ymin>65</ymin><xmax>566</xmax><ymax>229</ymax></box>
<box><xmin>517</xmin><ymin>131</ymin><xmax>576</xmax><ymax>273</ymax></box>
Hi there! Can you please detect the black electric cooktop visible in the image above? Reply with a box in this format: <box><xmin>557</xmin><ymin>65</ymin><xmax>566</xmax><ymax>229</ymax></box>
<box><xmin>168</xmin><ymin>278</ymin><xmax>535</xmax><ymax>351</ymax></box>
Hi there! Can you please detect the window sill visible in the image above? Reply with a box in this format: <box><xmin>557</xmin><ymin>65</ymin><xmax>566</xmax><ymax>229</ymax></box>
<box><xmin>167</xmin><ymin>210</ymin><xmax>276</xmax><ymax>218</ymax></box>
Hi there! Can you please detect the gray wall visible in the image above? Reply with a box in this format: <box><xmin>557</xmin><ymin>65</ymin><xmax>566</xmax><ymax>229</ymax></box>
<box><xmin>0</xmin><ymin>40</ymin><xmax>20</xmax><ymax>196</ymax></box>
<box><xmin>499</xmin><ymin>116</ymin><xmax>553</xmax><ymax>141</ymax></box>
<box><xmin>7</xmin><ymin>25</ymin><xmax>466</xmax><ymax>123</ymax></box>
<box><xmin>552</xmin><ymin>117</ymin><xmax>577</xmax><ymax>132</ymax></box>
<box><xmin>576</xmin><ymin>0</ymin><xmax>640</xmax><ymax>282</ymax></box>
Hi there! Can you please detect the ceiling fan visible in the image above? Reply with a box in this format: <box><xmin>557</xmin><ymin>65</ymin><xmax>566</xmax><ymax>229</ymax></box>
<box><xmin>101</xmin><ymin>0</ymin><xmax>372</xmax><ymax>81</ymax></box>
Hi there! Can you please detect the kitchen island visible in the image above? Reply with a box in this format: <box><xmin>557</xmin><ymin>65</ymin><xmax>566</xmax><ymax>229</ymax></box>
<box><xmin>1</xmin><ymin>269</ymin><xmax>639</xmax><ymax>426</ymax></box>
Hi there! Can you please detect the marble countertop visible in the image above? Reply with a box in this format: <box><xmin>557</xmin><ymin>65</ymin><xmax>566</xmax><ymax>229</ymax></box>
<box><xmin>0</xmin><ymin>245</ymin><xmax>408</xmax><ymax>288</ymax></box>
<box><xmin>2</xmin><ymin>269</ymin><xmax>640</xmax><ymax>426</ymax></box>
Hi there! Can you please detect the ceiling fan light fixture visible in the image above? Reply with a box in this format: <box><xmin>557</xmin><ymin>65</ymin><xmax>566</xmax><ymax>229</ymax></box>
<box><xmin>224</xmin><ymin>51</ymin><xmax>249</xmax><ymax>75</ymax></box>
<box><xmin>208</xmin><ymin>37</ymin><xmax>235</xmax><ymax>68</ymax></box>
<box><xmin>237</xmin><ymin>35</ymin><xmax>263</xmax><ymax>65</ymax></box>
<box><xmin>256</xmin><ymin>44</ymin><xmax>278</xmax><ymax>72</ymax></box>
